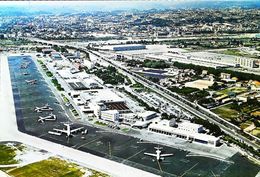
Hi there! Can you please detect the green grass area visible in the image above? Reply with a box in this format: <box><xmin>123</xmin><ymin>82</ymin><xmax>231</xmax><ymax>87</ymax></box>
<box><xmin>51</xmin><ymin>79</ymin><xmax>64</xmax><ymax>91</ymax></box>
<box><xmin>71</xmin><ymin>109</ymin><xmax>79</xmax><ymax>117</ymax></box>
<box><xmin>220</xmin><ymin>49</ymin><xmax>259</xmax><ymax>59</ymax></box>
<box><xmin>61</xmin><ymin>94</ymin><xmax>69</xmax><ymax>103</ymax></box>
<box><xmin>46</xmin><ymin>71</ymin><xmax>53</xmax><ymax>77</ymax></box>
<box><xmin>9</xmin><ymin>157</ymin><xmax>84</xmax><ymax>177</ymax></box>
<box><xmin>94</xmin><ymin>121</ymin><xmax>108</xmax><ymax>126</ymax></box>
<box><xmin>37</xmin><ymin>60</ymin><xmax>43</xmax><ymax>65</ymax></box>
<box><xmin>0</xmin><ymin>144</ymin><xmax>18</xmax><ymax>165</ymax></box>
<box><xmin>168</xmin><ymin>86</ymin><xmax>200</xmax><ymax>95</ymax></box>
<box><xmin>222</xmin><ymin>49</ymin><xmax>245</xmax><ymax>56</ymax></box>
<box><xmin>131</xmin><ymin>82</ymin><xmax>144</xmax><ymax>89</ymax></box>
<box><xmin>212</xmin><ymin>103</ymin><xmax>239</xmax><ymax>121</ymax></box>
<box><xmin>0</xmin><ymin>39</ymin><xmax>30</xmax><ymax>47</ymax></box>
<box><xmin>215</xmin><ymin>87</ymin><xmax>247</xmax><ymax>96</ymax></box>
<box><xmin>240</xmin><ymin>121</ymin><xmax>252</xmax><ymax>130</ymax></box>
<box><xmin>92</xmin><ymin>66</ymin><xmax>125</xmax><ymax>85</ymax></box>
<box><xmin>121</xmin><ymin>128</ymin><xmax>130</xmax><ymax>133</ymax></box>
<box><xmin>251</xmin><ymin>128</ymin><xmax>260</xmax><ymax>138</ymax></box>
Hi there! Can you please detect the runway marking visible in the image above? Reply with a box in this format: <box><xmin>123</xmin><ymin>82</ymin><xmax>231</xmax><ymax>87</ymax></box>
<box><xmin>123</xmin><ymin>148</ymin><xmax>146</xmax><ymax>162</ymax></box>
<box><xmin>108</xmin><ymin>141</ymin><xmax>111</xmax><ymax>157</ymax></box>
<box><xmin>211</xmin><ymin>170</ymin><xmax>217</xmax><ymax>177</ymax></box>
<box><xmin>38</xmin><ymin>132</ymin><xmax>50</xmax><ymax>138</ymax></box>
<box><xmin>75</xmin><ymin>137</ymin><xmax>101</xmax><ymax>149</ymax></box>
<box><xmin>179</xmin><ymin>162</ymin><xmax>199</xmax><ymax>177</ymax></box>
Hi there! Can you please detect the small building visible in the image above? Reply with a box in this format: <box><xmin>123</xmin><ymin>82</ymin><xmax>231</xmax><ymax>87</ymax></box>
<box><xmin>101</xmin><ymin>110</ymin><xmax>119</xmax><ymax>122</ymax></box>
<box><xmin>51</xmin><ymin>52</ymin><xmax>63</xmax><ymax>60</ymax></box>
<box><xmin>42</xmin><ymin>48</ymin><xmax>55</xmax><ymax>55</ymax></box>
<box><xmin>138</xmin><ymin>111</ymin><xmax>157</xmax><ymax>121</ymax></box>
<box><xmin>220</xmin><ymin>73</ymin><xmax>231</xmax><ymax>80</ymax></box>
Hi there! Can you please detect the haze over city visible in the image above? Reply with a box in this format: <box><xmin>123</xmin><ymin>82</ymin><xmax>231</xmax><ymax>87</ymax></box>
<box><xmin>0</xmin><ymin>1</ymin><xmax>259</xmax><ymax>177</ymax></box>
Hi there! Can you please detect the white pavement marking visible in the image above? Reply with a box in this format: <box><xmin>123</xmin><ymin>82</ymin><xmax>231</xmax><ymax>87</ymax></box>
<box><xmin>0</xmin><ymin>54</ymin><xmax>160</xmax><ymax>177</ymax></box>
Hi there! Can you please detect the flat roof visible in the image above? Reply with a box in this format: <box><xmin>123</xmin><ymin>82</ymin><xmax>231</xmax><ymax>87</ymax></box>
<box><xmin>80</xmin><ymin>89</ymin><xmax>124</xmax><ymax>103</ymax></box>
<box><xmin>149</xmin><ymin>123</ymin><xmax>218</xmax><ymax>142</ymax></box>
<box><xmin>138</xmin><ymin>111</ymin><xmax>157</xmax><ymax>118</ymax></box>
<box><xmin>178</xmin><ymin>122</ymin><xmax>203</xmax><ymax>129</ymax></box>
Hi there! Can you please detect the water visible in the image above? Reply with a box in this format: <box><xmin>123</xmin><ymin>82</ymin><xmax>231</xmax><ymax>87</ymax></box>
<box><xmin>8</xmin><ymin>55</ymin><xmax>260</xmax><ymax>177</ymax></box>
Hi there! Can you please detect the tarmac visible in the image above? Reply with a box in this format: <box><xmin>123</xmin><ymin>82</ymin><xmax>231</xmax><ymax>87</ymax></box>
<box><xmin>0</xmin><ymin>54</ymin><xmax>160</xmax><ymax>177</ymax></box>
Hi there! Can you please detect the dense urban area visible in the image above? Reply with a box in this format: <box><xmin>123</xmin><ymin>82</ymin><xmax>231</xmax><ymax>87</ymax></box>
<box><xmin>0</xmin><ymin>3</ymin><xmax>260</xmax><ymax>177</ymax></box>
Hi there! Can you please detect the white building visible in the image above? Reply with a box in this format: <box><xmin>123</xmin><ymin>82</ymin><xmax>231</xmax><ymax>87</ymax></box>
<box><xmin>177</xmin><ymin>122</ymin><xmax>203</xmax><ymax>133</ymax></box>
<box><xmin>148</xmin><ymin>120</ymin><xmax>219</xmax><ymax>147</ymax></box>
<box><xmin>101</xmin><ymin>110</ymin><xmax>119</xmax><ymax>122</ymax></box>
<box><xmin>84</xmin><ymin>60</ymin><xmax>95</xmax><ymax>69</ymax></box>
<box><xmin>138</xmin><ymin>111</ymin><xmax>157</xmax><ymax>121</ymax></box>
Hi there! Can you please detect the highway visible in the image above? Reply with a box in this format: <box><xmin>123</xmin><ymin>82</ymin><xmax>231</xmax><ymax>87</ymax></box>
<box><xmin>27</xmin><ymin>38</ymin><xmax>260</xmax><ymax>150</ymax></box>
<box><xmin>90</xmin><ymin>50</ymin><xmax>260</xmax><ymax>151</ymax></box>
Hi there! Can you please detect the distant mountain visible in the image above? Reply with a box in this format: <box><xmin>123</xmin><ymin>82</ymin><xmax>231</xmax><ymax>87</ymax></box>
<box><xmin>0</xmin><ymin>1</ymin><xmax>259</xmax><ymax>16</ymax></box>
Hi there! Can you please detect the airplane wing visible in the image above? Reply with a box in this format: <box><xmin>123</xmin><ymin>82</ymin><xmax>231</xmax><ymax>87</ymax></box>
<box><xmin>53</xmin><ymin>128</ymin><xmax>67</xmax><ymax>133</ymax></box>
<box><xmin>144</xmin><ymin>153</ymin><xmax>157</xmax><ymax>157</ymax></box>
<box><xmin>70</xmin><ymin>127</ymin><xmax>84</xmax><ymax>133</ymax></box>
<box><xmin>160</xmin><ymin>153</ymin><xmax>174</xmax><ymax>157</ymax></box>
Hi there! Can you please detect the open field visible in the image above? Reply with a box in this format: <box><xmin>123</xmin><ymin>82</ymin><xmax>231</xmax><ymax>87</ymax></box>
<box><xmin>215</xmin><ymin>87</ymin><xmax>247</xmax><ymax>96</ymax></box>
<box><xmin>0</xmin><ymin>144</ymin><xmax>19</xmax><ymax>165</ymax></box>
<box><xmin>240</xmin><ymin>121</ymin><xmax>253</xmax><ymax>130</ymax></box>
<box><xmin>212</xmin><ymin>103</ymin><xmax>239</xmax><ymax>121</ymax></box>
<box><xmin>218</xmin><ymin>49</ymin><xmax>259</xmax><ymax>59</ymax></box>
<box><xmin>251</xmin><ymin>128</ymin><xmax>260</xmax><ymax>138</ymax></box>
<box><xmin>184</xmin><ymin>79</ymin><xmax>214</xmax><ymax>90</ymax></box>
<box><xmin>8</xmin><ymin>157</ymin><xmax>110</xmax><ymax>177</ymax></box>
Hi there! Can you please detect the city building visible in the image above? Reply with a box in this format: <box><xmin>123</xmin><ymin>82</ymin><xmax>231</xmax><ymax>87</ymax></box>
<box><xmin>112</xmin><ymin>45</ymin><xmax>146</xmax><ymax>51</ymax></box>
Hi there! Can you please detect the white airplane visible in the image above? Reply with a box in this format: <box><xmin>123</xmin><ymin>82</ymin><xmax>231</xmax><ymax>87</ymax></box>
<box><xmin>34</xmin><ymin>104</ymin><xmax>53</xmax><ymax>113</ymax></box>
<box><xmin>50</xmin><ymin>123</ymin><xmax>85</xmax><ymax>138</ymax></box>
<box><xmin>25</xmin><ymin>79</ymin><xmax>37</xmax><ymax>85</ymax></box>
<box><xmin>144</xmin><ymin>146</ymin><xmax>173</xmax><ymax>161</ymax></box>
<box><xmin>38</xmin><ymin>113</ymin><xmax>56</xmax><ymax>123</ymax></box>
<box><xmin>22</xmin><ymin>72</ymin><xmax>30</xmax><ymax>76</ymax></box>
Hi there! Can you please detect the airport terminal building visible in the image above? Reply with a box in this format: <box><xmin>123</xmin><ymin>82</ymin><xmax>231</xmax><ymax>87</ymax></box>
<box><xmin>148</xmin><ymin>120</ymin><xmax>220</xmax><ymax>147</ymax></box>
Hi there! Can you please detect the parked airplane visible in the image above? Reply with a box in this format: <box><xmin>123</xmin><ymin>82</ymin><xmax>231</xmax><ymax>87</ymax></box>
<box><xmin>38</xmin><ymin>113</ymin><xmax>56</xmax><ymax>123</ymax></box>
<box><xmin>144</xmin><ymin>146</ymin><xmax>173</xmax><ymax>161</ymax></box>
<box><xmin>22</xmin><ymin>72</ymin><xmax>30</xmax><ymax>76</ymax></box>
<box><xmin>48</xmin><ymin>123</ymin><xmax>85</xmax><ymax>138</ymax></box>
<box><xmin>25</xmin><ymin>79</ymin><xmax>37</xmax><ymax>85</ymax></box>
<box><xmin>34</xmin><ymin>103</ymin><xmax>53</xmax><ymax>113</ymax></box>
<box><xmin>20</xmin><ymin>61</ymin><xmax>31</xmax><ymax>69</ymax></box>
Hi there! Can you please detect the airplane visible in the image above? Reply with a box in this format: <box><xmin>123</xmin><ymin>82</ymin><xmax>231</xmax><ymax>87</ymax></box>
<box><xmin>144</xmin><ymin>146</ymin><xmax>173</xmax><ymax>161</ymax></box>
<box><xmin>49</xmin><ymin>123</ymin><xmax>85</xmax><ymax>138</ymax></box>
<box><xmin>38</xmin><ymin>113</ymin><xmax>56</xmax><ymax>123</ymax></box>
<box><xmin>25</xmin><ymin>79</ymin><xmax>37</xmax><ymax>85</ymax></box>
<box><xmin>20</xmin><ymin>61</ymin><xmax>31</xmax><ymax>69</ymax></box>
<box><xmin>34</xmin><ymin>103</ymin><xmax>53</xmax><ymax>113</ymax></box>
<box><xmin>22</xmin><ymin>72</ymin><xmax>30</xmax><ymax>76</ymax></box>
